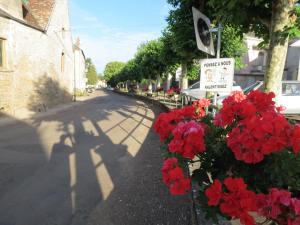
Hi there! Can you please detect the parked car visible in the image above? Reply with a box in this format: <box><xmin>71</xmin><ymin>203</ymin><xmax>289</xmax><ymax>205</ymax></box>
<box><xmin>106</xmin><ymin>85</ymin><xmax>114</xmax><ymax>91</ymax></box>
<box><xmin>217</xmin><ymin>80</ymin><xmax>300</xmax><ymax>114</ymax></box>
<box><xmin>181</xmin><ymin>81</ymin><xmax>242</xmax><ymax>99</ymax></box>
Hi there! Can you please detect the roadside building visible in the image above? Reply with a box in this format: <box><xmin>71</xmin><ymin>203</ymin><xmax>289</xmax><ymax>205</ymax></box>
<box><xmin>235</xmin><ymin>34</ymin><xmax>300</xmax><ymax>88</ymax></box>
<box><xmin>73</xmin><ymin>38</ymin><xmax>87</xmax><ymax>93</ymax></box>
<box><xmin>285</xmin><ymin>39</ymin><xmax>300</xmax><ymax>81</ymax></box>
<box><xmin>0</xmin><ymin>0</ymin><xmax>85</xmax><ymax>116</ymax></box>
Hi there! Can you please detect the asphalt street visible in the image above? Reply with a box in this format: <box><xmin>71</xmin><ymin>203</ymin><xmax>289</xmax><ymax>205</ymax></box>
<box><xmin>0</xmin><ymin>90</ymin><xmax>191</xmax><ymax>225</ymax></box>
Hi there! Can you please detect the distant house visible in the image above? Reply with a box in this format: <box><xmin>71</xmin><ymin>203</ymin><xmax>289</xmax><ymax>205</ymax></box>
<box><xmin>285</xmin><ymin>39</ymin><xmax>300</xmax><ymax>81</ymax></box>
<box><xmin>235</xmin><ymin>34</ymin><xmax>300</xmax><ymax>88</ymax></box>
<box><xmin>0</xmin><ymin>0</ymin><xmax>86</xmax><ymax>115</ymax></box>
<box><xmin>74</xmin><ymin>38</ymin><xmax>87</xmax><ymax>93</ymax></box>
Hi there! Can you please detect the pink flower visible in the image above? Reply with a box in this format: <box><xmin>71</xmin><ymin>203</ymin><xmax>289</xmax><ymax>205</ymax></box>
<box><xmin>168</xmin><ymin>121</ymin><xmax>206</xmax><ymax>159</ymax></box>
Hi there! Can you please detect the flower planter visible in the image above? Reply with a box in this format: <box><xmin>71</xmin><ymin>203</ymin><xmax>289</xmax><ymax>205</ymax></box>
<box><xmin>153</xmin><ymin>91</ymin><xmax>300</xmax><ymax>225</ymax></box>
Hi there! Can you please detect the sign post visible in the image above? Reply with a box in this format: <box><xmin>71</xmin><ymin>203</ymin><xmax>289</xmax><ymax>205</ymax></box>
<box><xmin>214</xmin><ymin>23</ymin><xmax>222</xmax><ymax>109</ymax></box>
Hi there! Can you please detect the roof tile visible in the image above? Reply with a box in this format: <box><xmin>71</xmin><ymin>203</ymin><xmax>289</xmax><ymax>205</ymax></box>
<box><xmin>27</xmin><ymin>0</ymin><xmax>55</xmax><ymax>30</ymax></box>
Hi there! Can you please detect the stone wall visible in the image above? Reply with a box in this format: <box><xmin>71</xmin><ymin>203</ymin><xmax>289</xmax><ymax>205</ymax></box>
<box><xmin>0</xmin><ymin>0</ymin><xmax>22</xmax><ymax>19</ymax></box>
<box><xmin>0</xmin><ymin>0</ymin><xmax>75</xmax><ymax>116</ymax></box>
<box><xmin>74</xmin><ymin>48</ymin><xmax>86</xmax><ymax>92</ymax></box>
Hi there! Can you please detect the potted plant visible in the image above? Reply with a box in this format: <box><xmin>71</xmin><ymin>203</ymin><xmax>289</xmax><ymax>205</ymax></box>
<box><xmin>167</xmin><ymin>87</ymin><xmax>181</xmax><ymax>100</ymax></box>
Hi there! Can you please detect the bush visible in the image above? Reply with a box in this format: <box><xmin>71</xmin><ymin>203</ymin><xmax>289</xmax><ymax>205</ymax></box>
<box><xmin>153</xmin><ymin>91</ymin><xmax>300</xmax><ymax>225</ymax></box>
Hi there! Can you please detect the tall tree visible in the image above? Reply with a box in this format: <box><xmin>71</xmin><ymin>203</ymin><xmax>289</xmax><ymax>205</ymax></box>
<box><xmin>166</xmin><ymin>0</ymin><xmax>246</xmax><ymax>89</ymax></box>
<box><xmin>103</xmin><ymin>61</ymin><xmax>126</xmax><ymax>85</ymax></box>
<box><xmin>85</xmin><ymin>58</ymin><xmax>98</xmax><ymax>85</ymax></box>
<box><xmin>205</xmin><ymin>0</ymin><xmax>300</xmax><ymax>95</ymax></box>
<box><xmin>134</xmin><ymin>39</ymin><xmax>167</xmax><ymax>91</ymax></box>
<box><xmin>167</xmin><ymin>0</ymin><xmax>203</xmax><ymax>89</ymax></box>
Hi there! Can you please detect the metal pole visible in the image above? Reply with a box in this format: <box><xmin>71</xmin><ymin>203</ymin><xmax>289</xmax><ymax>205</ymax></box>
<box><xmin>216</xmin><ymin>23</ymin><xmax>222</xmax><ymax>59</ymax></box>
<box><xmin>213</xmin><ymin>23</ymin><xmax>222</xmax><ymax>113</ymax></box>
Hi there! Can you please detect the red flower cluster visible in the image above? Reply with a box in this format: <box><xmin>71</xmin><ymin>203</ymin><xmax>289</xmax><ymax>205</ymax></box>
<box><xmin>192</xmin><ymin>98</ymin><xmax>211</xmax><ymax>119</ymax></box>
<box><xmin>153</xmin><ymin>112</ymin><xmax>179</xmax><ymax>141</ymax></box>
<box><xmin>205</xmin><ymin>178</ymin><xmax>257</xmax><ymax>225</ymax></box>
<box><xmin>205</xmin><ymin>179</ymin><xmax>222</xmax><ymax>206</ymax></box>
<box><xmin>257</xmin><ymin>188</ymin><xmax>300</xmax><ymax>225</ymax></box>
<box><xmin>161</xmin><ymin>157</ymin><xmax>191</xmax><ymax>195</ymax></box>
<box><xmin>169</xmin><ymin>121</ymin><xmax>206</xmax><ymax>159</ymax></box>
<box><xmin>214</xmin><ymin>91</ymin><xmax>247</xmax><ymax>127</ymax></box>
<box><xmin>214</xmin><ymin>90</ymin><xmax>277</xmax><ymax>127</ymax></box>
<box><xmin>153</xmin><ymin>101</ymin><xmax>210</xmax><ymax>141</ymax></box>
<box><xmin>167</xmin><ymin>87</ymin><xmax>181</xmax><ymax>96</ymax></box>
<box><xmin>291</xmin><ymin>125</ymin><xmax>300</xmax><ymax>154</ymax></box>
<box><xmin>227</xmin><ymin>111</ymin><xmax>292</xmax><ymax>164</ymax></box>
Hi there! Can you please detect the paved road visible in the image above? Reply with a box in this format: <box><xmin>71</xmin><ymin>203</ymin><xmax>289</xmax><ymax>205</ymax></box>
<box><xmin>0</xmin><ymin>90</ymin><xmax>191</xmax><ymax>225</ymax></box>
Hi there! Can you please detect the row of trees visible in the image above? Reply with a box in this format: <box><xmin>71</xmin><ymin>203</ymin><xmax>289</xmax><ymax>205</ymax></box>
<box><xmin>104</xmin><ymin>0</ymin><xmax>300</xmax><ymax>95</ymax></box>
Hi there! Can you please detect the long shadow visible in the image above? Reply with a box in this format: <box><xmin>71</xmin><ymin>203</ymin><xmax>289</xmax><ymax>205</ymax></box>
<box><xmin>28</xmin><ymin>75</ymin><xmax>73</xmax><ymax>112</ymax></box>
<box><xmin>0</xmin><ymin>89</ymin><xmax>191</xmax><ymax>225</ymax></box>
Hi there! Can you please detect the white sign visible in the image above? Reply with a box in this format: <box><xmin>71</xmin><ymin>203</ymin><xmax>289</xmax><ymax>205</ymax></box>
<box><xmin>200</xmin><ymin>58</ymin><xmax>235</xmax><ymax>92</ymax></box>
<box><xmin>192</xmin><ymin>7</ymin><xmax>215</xmax><ymax>56</ymax></box>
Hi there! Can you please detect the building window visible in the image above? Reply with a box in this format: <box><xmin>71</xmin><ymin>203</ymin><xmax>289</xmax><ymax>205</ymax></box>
<box><xmin>257</xmin><ymin>51</ymin><xmax>265</xmax><ymax>66</ymax></box>
<box><xmin>0</xmin><ymin>38</ymin><xmax>6</xmax><ymax>68</ymax></box>
<box><xmin>61</xmin><ymin>52</ymin><xmax>65</xmax><ymax>73</ymax></box>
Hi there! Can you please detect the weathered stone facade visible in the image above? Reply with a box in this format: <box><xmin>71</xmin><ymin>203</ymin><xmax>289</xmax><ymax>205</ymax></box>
<box><xmin>74</xmin><ymin>38</ymin><xmax>87</xmax><ymax>92</ymax></box>
<box><xmin>0</xmin><ymin>0</ymin><xmax>85</xmax><ymax>115</ymax></box>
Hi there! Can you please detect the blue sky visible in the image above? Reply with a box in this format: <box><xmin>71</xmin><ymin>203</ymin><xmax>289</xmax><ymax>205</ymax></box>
<box><xmin>70</xmin><ymin>0</ymin><xmax>170</xmax><ymax>73</ymax></box>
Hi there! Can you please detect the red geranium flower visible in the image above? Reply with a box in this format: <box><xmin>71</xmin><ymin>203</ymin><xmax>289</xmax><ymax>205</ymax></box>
<box><xmin>227</xmin><ymin>112</ymin><xmax>291</xmax><ymax>164</ymax></box>
<box><xmin>168</xmin><ymin>121</ymin><xmax>206</xmax><ymax>159</ymax></box>
<box><xmin>161</xmin><ymin>158</ymin><xmax>191</xmax><ymax>195</ymax></box>
<box><xmin>205</xmin><ymin>179</ymin><xmax>223</xmax><ymax>206</ymax></box>
<box><xmin>205</xmin><ymin>178</ymin><xmax>258</xmax><ymax>225</ymax></box>
<box><xmin>192</xmin><ymin>98</ymin><xmax>211</xmax><ymax>118</ymax></box>
<box><xmin>291</xmin><ymin>125</ymin><xmax>300</xmax><ymax>154</ymax></box>
<box><xmin>257</xmin><ymin>188</ymin><xmax>300</xmax><ymax>224</ymax></box>
<box><xmin>214</xmin><ymin>90</ymin><xmax>279</xmax><ymax>128</ymax></box>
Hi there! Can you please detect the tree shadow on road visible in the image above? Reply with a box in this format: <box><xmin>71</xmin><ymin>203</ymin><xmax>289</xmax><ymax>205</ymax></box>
<box><xmin>27</xmin><ymin>74</ymin><xmax>73</xmax><ymax>112</ymax></box>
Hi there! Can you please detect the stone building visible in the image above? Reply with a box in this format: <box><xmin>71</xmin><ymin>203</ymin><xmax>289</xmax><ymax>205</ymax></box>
<box><xmin>0</xmin><ymin>0</ymin><xmax>86</xmax><ymax>116</ymax></box>
<box><xmin>73</xmin><ymin>38</ymin><xmax>87</xmax><ymax>93</ymax></box>
<box><xmin>235</xmin><ymin>35</ymin><xmax>300</xmax><ymax>88</ymax></box>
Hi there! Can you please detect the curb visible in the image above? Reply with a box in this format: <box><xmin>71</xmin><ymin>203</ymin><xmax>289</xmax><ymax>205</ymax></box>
<box><xmin>113</xmin><ymin>90</ymin><xmax>171</xmax><ymax>113</ymax></box>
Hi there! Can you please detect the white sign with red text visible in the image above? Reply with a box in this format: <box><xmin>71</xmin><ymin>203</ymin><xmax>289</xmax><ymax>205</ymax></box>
<box><xmin>200</xmin><ymin>58</ymin><xmax>235</xmax><ymax>92</ymax></box>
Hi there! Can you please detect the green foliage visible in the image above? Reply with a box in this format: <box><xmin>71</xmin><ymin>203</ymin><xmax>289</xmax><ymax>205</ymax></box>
<box><xmin>160</xmin><ymin>30</ymin><xmax>181</xmax><ymax>76</ymax></box>
<box><xmin>165</xmin><ymin>0</ymin><xmax>246</xmax><ymax>75</ymax></box>
<box><xmin>74</xmin><ymin>89</ymin><xmax>87</xmax><ymax>97</ymax></box>
<box><xmin>220</xmin><ymin>25</ymin><xmax>247</xmax><ymax>70</ymax></box>
<box><xmin>85</xmin><ymin>58</ymin><xmax>99</xmax><ymax>85</ymax></box>
<box><xmin>187</xmin><ymin>63</ymin><xmax>200</xmax><ymax>80</ymax></box>
<box><xmin>166</xmin><ymin>0</ymin><xmax>205</xmax><ymax>63</ymax></box>
<box><xmin>134</xmin><ymin>39</ymin><xmax>167</xmax><ymax>80</ymax></box>
<box><xmin>206</xmin><ymin>0</ymin><xmax>300</xmax><ymax>42</ymax></box>
<box><xmin>103</xmin><ymin>61</ymin><xmax>126</xmax><ymax>85</ymax></box>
